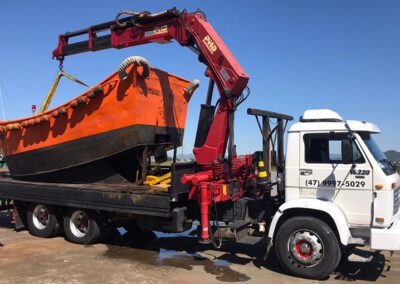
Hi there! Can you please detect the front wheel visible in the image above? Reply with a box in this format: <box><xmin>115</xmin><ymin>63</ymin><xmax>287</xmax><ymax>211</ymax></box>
<box><xmin>275</xmin><ymin>216</ymin><xmax>341</xmax><ymax>280</ymax></box>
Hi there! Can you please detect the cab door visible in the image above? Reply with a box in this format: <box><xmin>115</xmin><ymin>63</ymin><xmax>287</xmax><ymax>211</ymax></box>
<box><xmin>299</xmin><ymin>132</ymin><xmax>373</xmax><ymax>226</ymax></box>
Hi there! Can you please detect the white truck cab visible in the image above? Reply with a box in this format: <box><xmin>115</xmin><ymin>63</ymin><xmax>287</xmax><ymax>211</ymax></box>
<box><xmin>268</xmin><ymin>109</ymin><xmax>400</xmax><ymax>279</ymax></box>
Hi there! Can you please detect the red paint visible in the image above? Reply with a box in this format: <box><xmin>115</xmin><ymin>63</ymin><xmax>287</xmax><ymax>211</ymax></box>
<box><xmin>295</xmin><ymin>241</ymin><xmax>313</xmax><ymax>259</ymax></box>
<box><xmin>12</xmin><ymin>204</ymin><xmax>16</xmax><ymax>224</ymax></box>
<box><xmin>193</xmin><ymin>100</ymin><xmax>230</xmax><ymax>165</ymax></box>
<box><xmin>182</xmin><ymin>154</ymin><xmax>255</xmax><ymax>241</ymax></box>
<box><xmin>199</xmin><ymin>182</ymin><xmax>210</xmax><ymax>240</ymax></box>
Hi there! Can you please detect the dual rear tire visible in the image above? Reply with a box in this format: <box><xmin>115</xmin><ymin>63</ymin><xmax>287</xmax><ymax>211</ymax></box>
<box><xmin>26</xmin><ymin>204</ymin><xmax>109</xmax><ymax>245</ymax></box>
<box><xmin>63</xmin><ymin>215</ymin><xmax>156</xmax><ymax>244</ymax></box>
<box><xmin>26</xmin><ymin>204</ymin><xmax>61</xmax><ymax>238</ymax></box>
<box><xmin>63</xmin><ymin>208</ymin><xmax>104</xmax><ymax>244</ymax></box>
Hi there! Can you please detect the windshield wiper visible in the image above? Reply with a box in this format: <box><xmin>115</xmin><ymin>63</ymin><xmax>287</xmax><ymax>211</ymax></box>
<box><xmin>380</xmin><ymin>159</ymin><xmax>397</xmax><ymax>173</ymax></box>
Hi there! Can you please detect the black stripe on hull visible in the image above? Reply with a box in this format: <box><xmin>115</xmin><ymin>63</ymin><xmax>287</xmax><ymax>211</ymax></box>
<box><xmin>5</xmin><ymin>124</ymin><xmax>184</xmax><ymax>183</ymax></box>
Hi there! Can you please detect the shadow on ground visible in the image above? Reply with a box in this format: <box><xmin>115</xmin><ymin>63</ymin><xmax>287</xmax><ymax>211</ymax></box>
<box><xmin>334</xmin><ymin>249</ymin><xmax>388</xmax><ymax>282</ymax></box>
<box><xmin>101</xmin><ymin>228</ymin><xmax>389</xmax><ymax>282</ymax></box>
<box><xmin>102</xmin><ymin>231</ymin><xmax>261</xmax><ymax>282</ymax></box>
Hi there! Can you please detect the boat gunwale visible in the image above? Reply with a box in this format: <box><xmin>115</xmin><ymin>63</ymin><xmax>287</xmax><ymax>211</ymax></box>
<box><xmin>0</xmin><ymin>65</ymin><xmax>190</xmax><ymax>125</ymax></box>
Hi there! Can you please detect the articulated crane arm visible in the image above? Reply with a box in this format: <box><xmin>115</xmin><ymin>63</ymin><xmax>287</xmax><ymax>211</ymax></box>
<box><xmin>52</xmin><ymin>7</ymin><xmax>249</xmax><ymax>166</ymax></box>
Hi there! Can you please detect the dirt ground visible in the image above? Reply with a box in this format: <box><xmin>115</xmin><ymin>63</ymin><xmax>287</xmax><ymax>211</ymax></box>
<box><xmin>0</xmin><ymin>214</ymin><xmax>399</xmax><ymax>284</ymax></box>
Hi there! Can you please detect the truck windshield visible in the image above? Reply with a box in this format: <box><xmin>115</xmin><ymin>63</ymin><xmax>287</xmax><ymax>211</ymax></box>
<box><xmin>359</xmin><ymin>133</ymin><xmax>397</xmax><ymax>176</ymax></box>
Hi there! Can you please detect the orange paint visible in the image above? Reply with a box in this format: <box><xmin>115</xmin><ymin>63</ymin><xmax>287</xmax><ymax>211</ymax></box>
<box><xmin>0</xmin><ymin>65</ymin><xmax>193</xmax><ymax>157</ymax></box>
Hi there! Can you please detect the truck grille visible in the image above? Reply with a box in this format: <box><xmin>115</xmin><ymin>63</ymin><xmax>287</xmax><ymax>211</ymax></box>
<box><xmin>394</xmin><ymin>187</ymin><xmax>400</xmax><ymax>215</ymax></box>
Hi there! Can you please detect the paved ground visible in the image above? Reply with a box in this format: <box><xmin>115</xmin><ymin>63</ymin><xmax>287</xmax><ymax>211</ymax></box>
<box><xmin>0</xmin><ymin>214</ymin><xmax>399</xmax><ymax>284</ymax></box>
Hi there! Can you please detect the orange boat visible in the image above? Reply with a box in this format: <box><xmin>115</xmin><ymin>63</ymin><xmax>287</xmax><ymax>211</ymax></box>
<box><xmin>0</xmin><ymin>57</ymin><xmax>197</xmax><ymax>183</ymax></box>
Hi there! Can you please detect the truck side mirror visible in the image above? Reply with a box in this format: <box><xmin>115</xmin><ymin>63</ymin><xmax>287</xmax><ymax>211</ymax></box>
<box><xmin>341</xmin><ymin>139</ymin><xmax>353</xmax><ymax>164</ymax></box>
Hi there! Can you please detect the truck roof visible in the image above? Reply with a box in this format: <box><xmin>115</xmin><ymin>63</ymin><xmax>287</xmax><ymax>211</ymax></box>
<box><xmin>289</xmin><ymin>109</ymin><xmax>381</xmax><ymax>133</ymax></box>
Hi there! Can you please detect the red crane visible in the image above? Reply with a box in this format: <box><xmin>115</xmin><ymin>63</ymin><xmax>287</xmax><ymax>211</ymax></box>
<box><xmin>53</xmin><ymin>8</ymin><xmax>254</xmax><ymax>242</ymax></box>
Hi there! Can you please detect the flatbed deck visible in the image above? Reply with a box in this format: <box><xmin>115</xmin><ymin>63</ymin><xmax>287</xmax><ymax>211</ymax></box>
<box><xmin>0</xmin><ymin>176</ymin><xmax>172</xmax><ymax>217</ymax></box>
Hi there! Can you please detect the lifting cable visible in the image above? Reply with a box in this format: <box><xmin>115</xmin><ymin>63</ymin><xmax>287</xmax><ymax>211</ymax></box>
<box><xmin>39</xmin><ymin>64</ymin><xmax>90</xmax><ymax>114</ymax></box>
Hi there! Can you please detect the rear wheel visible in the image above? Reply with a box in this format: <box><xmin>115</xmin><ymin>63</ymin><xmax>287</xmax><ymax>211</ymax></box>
<box><xmin>26</xmin><ymin>204</ymin><xmax>61</xmax><ymax>238</ymax></box>
<box><xmin>275</xmin><ymin>216</ymin><xmax>341</xmax><ymax>280</ymax></box>
<box><xmin>63</xmin><ymin>208</ymin><xmax>104</xmax><ymax>244</ymax></box>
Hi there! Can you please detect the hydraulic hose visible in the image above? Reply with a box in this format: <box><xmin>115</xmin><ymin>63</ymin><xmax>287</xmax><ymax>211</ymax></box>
<box><xmin>115</xmin><ymin>10</ymin><xmax>140</xmax><ymax>27</ymax></box>
<box><xmin>209</xmin><ymin>202</ymin><xmax>222</xmax><ymax>249</ymax></box>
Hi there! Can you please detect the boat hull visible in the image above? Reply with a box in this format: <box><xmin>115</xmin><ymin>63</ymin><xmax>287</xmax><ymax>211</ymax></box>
<box><xmin>0</xmin><ymin>65</ymin><xmax>192</xmax><ymax>182</ymax></box>
<box><xmin>5</xmin><ymin>124</ymin><xmax>183</xmax><ymax>182</ymax></box>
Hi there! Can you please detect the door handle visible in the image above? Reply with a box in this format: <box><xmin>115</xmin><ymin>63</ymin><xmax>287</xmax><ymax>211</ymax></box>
<box><xmin>300</xmin><ymin>169</ymin><xmax>313</xmax><ymax>176</ymax></box>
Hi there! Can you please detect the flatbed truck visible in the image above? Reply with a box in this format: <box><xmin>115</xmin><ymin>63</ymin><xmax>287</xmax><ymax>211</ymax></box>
<box><xmin>1</xmin><ymin>8</ymin><xmax>400</xmax><ymax>280</ymax></box>
<box><xmin>1</xmin><ymin>108</ymin><xmax>400</xmax><ymax>280</ymax></box>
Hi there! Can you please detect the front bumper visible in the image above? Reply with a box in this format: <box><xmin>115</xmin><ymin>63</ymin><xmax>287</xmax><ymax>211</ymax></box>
<box><xmin>371</xmin><ymin>218</ymin><xmax>400</xmax><ymax>250</ymax></box>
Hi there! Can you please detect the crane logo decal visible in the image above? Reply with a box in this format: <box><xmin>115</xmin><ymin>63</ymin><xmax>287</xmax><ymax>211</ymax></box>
<box><xmin>203</xmin><ymin>35</ymin><xmax>217</xmax><ymax>54</ymax></box>
<box><xmin>144</xmin><ymin>25</ymin><xmax>168</xmax><ymax>37</ymax></box>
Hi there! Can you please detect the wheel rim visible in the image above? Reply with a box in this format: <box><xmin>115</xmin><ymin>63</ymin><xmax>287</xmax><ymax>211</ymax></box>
<box><xmin>32</xmin><ymin>204</ymin><xmax>50</xmax><ymax>230</ymax></box>
<box><xmin>70</xmin><ymin>210</ymin><xmax>89</xmax><ymax>238</ymax></box>
<box><xmin>287</xmin><ymin>230</ymin><xmax>324</xmax><ymax>266</ymax></box>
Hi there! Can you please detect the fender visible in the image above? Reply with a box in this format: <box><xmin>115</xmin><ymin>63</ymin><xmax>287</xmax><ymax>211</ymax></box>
<box><xmin>268</xmin><ymin>199</ymin><xmax>351</xmax><ymax>246</ymax></box>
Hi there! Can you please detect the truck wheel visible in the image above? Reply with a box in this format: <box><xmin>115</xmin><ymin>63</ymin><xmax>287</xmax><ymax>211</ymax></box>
<box><xmin>63</xmin><ymin>208</ymin><xmax>102</xmax><ymax>245</ymax></box>
<box><xmin>27</xmin><ymin>204</ymin><xmax>61</xmax><ymax>238</ymax></box>
<box><xmin>275</xmin><ymin>216</ymin><xmax>341</xmax><ymax>280</ymax></box>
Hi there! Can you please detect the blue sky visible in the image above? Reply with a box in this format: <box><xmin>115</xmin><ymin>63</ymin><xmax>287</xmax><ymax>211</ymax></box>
<box><xmin>0</xmin><ymin>0</ymin><xmax>399</xmax><ymax>154</ymax></box>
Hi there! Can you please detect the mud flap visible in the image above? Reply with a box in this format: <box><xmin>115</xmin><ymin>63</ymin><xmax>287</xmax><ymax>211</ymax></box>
<box><xmin>13</xmin><ymin>202</ymin><xmax>26</xmax><ymax>231</ymax></box>
<box><xmin>263</xmin><ymin>237</ymin><xmax>273</xmax><ymax>261</ymax></box>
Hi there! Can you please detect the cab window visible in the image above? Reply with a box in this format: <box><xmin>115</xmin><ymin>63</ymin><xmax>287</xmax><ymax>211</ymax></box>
<box><xmin>304</xmin><ymin>133</ymin><xmax>365</xmax><ymax>164</ymax></box>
